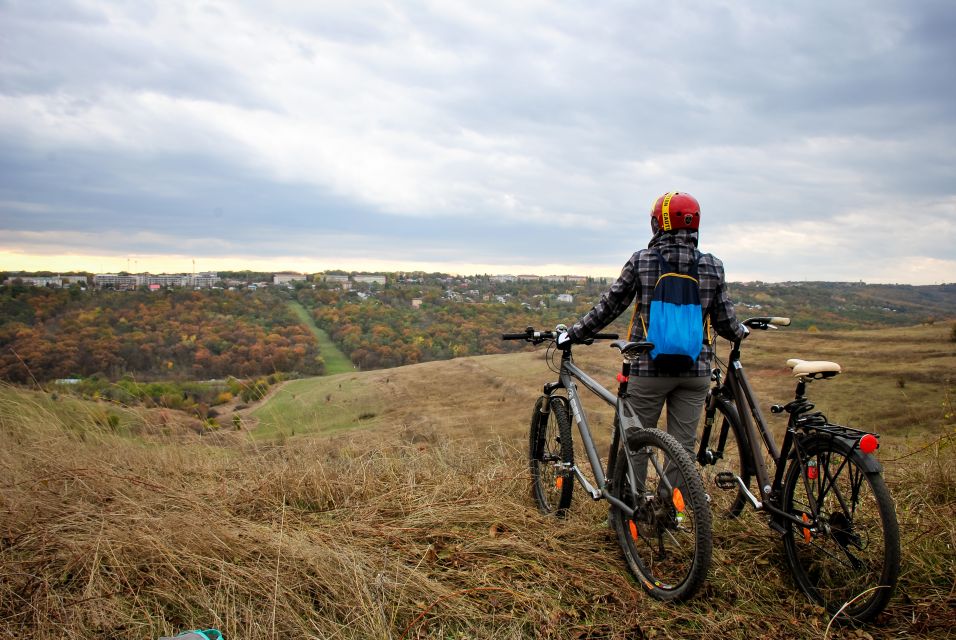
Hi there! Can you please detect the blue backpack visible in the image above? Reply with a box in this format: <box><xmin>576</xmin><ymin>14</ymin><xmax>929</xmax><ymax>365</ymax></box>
<box><xmin>642</xmin><ymin>250</ymin><xmax>705</xmax><ymax>373</ymax></box>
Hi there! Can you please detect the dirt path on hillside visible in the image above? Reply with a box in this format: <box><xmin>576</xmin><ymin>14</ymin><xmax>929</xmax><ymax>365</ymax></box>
<box><xmin>215</xmin><ymin>380</ymin><xmax>291</xmax><ymax>431</ymax></box>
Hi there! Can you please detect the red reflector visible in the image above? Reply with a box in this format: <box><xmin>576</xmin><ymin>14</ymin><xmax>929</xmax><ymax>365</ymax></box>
<box><xmin>859</xmin><ymin>433</ymin><xmax>879</xmax><ymax>454</ymax></box>
<box><xmin>616</xmin><ymin>373</ymin><xmax>629</xmax><ymax>383</ymax></box>
<box><xmin>807</xmin><ymin>465</ymin><xmax>818</xmax><ymax>480</ymax></box>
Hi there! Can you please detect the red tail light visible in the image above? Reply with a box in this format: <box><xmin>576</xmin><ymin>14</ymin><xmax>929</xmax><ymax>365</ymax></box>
<box><xmin>859</xmin><ymin>434</ymin><xmax>879</xmax><ymax>454</ymax></box>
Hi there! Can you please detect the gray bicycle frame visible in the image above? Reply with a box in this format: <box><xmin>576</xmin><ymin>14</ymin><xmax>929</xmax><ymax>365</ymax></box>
<box><xmin>558</xmin><ymin>358</ymin><xmax>668</xmax><ymax>518</ymax></box>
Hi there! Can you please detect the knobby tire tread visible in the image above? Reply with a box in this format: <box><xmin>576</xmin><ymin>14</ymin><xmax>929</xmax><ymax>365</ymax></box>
<box><xmin>529</xmin><ymin>395</ymin><xmax>574</xmax><ymax>516</ymax></box>
<box><xmin>611</xmin><ymin>428</ymin><xmax>713</xmax><ymax>602</ymax></box>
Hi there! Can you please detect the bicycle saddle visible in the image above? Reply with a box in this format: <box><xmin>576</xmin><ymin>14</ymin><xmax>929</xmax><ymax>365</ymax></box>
<box><xmin>786</xmin><ymin>358</ymin><xmax>841</xmax><ymax>379</ymax></box>
<box><xmin>611</xmin><ymin>340</ymin><xmax>654</xmax><ymax>358</ymax></box>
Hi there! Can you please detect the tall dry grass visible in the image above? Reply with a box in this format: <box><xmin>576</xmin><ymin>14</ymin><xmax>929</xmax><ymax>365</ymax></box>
<box><xmin>1</xmin><ymin>325</ymin><xmax>955</xmax><ymax>639</ymax></box>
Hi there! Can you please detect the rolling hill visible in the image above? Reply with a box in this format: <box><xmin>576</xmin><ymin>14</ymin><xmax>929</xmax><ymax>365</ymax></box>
<box><xmin>1</xmin><ymin>322</ymin><xmax>953</xmax><ymax>638</ymax></box>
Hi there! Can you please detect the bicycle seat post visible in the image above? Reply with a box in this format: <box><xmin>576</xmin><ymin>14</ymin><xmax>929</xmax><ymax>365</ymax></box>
<box><xmin>794</xmin><ymin>378</ymin><xmax>807</xmax><ymax>401</ymax></box>
<box><xmin>617</xmin><ymin>360</ymin><xmax>630</xmax><ymax>398</ymax></box>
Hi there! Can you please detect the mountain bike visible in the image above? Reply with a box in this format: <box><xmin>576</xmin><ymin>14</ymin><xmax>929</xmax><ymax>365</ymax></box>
<box><xmin>503</xmin><ymin>325</ymin><xmax>712</xmax><ymax>602</ymax></box>
<box><xmin>696</xmin><ymin>316</ymin><xmax>900</xmax><ymax>622</ymax></box>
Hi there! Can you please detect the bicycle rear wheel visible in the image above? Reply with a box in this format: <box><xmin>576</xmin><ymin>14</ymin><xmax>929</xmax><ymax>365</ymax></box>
<box><xmin>610</xmin><ymin>429</ymin><xmax>712</xmax><ymax>601</ymax></box>
<box><xmin>529</xmin><ymin>395</ymin><xmax>574</xmax><ymax>516</ymax></box>
<box><xmin>781</xmin><ymin>436</ymin><xmax>900</xmax><ymax>622</ymax></box>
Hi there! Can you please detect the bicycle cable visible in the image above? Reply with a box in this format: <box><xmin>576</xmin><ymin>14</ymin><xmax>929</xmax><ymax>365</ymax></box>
<box><xmin>545</xmin><ymin>340</ymin><xmax>561</xmax><ymax>375</ymax></box>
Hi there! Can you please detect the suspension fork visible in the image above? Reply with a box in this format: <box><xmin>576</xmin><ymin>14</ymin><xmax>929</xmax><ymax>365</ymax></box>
<box><xmin>697</xmin><ymin>382</ymin><xmax>719</xmax><ymax>466</ymax></box>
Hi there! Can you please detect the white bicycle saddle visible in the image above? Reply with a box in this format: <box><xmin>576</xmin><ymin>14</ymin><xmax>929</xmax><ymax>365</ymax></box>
<box><xmin>786</xmin><ymin>358</ymin><xmax>842</xmax><ymax>379</ymax></box>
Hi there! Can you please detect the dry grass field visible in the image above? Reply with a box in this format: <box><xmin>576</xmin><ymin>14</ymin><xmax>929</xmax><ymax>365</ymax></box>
<box><xmin>1</xmin><ymin>322</ymin><xmax>954</xmax><ymax>639</ymax></box>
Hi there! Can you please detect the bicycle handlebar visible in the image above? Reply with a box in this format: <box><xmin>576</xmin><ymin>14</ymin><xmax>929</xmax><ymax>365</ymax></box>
<box><xmin>501</xmin><ymin>326</ymin><xmax>619</xmax><ymax>344</ymax></box>
<box><xmin>743</xmin><ymin>316</ymin><xmax>791</xmax><ymax>330</ymax></box>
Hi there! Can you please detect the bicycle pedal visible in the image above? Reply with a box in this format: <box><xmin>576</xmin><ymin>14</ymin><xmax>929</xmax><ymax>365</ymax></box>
<box><xmin>714</xmin><ymin>471</ymin><xmax>738</xmax><ymax>490</ymax></box>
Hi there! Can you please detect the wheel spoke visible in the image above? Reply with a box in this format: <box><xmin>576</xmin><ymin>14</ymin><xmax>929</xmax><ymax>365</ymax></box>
<box><xmin>782</xmin><ymin>438</ymin><xmax>899</xmax><ymax>622</ymax></box>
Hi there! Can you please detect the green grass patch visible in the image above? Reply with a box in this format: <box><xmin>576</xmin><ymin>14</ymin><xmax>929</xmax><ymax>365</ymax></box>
<box><xmin>287</xmin><ymin>301</ymin><xmax>355</xmax><ymax>375</ymax></box>
<box><xmin>250</xmin><ymin>373</ymin><xmax>383</xmax><ymax>439</ymax></box>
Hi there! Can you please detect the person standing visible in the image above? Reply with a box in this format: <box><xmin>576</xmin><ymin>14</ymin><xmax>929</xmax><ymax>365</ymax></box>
<box><xmin>558</xmin><ymin>191</ymin><xmax>748</xmax><ymax>459</ymax></box>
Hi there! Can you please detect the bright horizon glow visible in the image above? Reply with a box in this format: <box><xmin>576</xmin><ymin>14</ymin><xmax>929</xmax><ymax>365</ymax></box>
<box><xmin>1</xmin><ymin>250</ymin><xmax>952</xmax><ymax>285</ymax></box>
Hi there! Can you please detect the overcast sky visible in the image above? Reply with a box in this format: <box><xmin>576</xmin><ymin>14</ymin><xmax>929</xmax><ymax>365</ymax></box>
<box><xmin>1</xmin><ymin>1</ymin><xmax>954</xmax><ymax>283</ymax></box>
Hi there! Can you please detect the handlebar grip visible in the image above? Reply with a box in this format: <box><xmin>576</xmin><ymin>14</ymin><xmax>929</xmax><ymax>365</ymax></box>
<box><xmin>769</xmin><ymin>317</ymin><xmax>791</xmax><ymax>326</ymax></box>
<box><xmin>502</xmin><ymin>333</ymin><xmax>530</xmax><ymax>340</ymax></box>
<box><xmin>594</xmin><ymin>333</ymin><xmax>620</xmax><ymax>340</ymax></box>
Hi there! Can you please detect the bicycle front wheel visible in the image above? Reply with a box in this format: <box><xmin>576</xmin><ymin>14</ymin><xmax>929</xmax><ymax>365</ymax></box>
<box><xmin>529</xmin><ymin>395</ymin><xmax>574</xmax><ymax>517</ymax></box>
<box><xmin>611</xmin><ymin>429</ymin><xmax>713</xmax><ymax>601</ymax></box>
<box><xmin>781</xmin><ymin>436</ymin><xmax>900</xmax><ymax>622</ymax></box>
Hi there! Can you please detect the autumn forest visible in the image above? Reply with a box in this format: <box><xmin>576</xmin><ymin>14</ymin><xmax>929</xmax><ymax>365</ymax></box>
<box><xmin>2</xmin><ymin>275</ymin><xmax>955</xmax><ymax>387</ymax></box>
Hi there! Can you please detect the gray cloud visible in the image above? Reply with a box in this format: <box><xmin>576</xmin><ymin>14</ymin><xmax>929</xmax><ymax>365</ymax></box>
<box><xmin>0</xmin><ymin>0</ymin><xmax>953</xmax><ymax>282</ymax></box>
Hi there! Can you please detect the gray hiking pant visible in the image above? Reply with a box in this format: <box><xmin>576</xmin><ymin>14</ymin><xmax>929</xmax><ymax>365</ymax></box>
<box><xmin>625</xmin><ymin>375</ymin><xmax>710</xmax><ymax>495</ymax></box>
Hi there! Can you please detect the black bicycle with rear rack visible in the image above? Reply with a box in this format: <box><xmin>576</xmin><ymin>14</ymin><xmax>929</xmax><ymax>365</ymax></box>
<box><xmin>503</xmin><ymin>325</ymin><xmax>712</xmax><ymax>602</ymax></box>
<box><xmin>697</xmin><ymin>316</ymin><xmax>900</xmax><ymax>622</ymax></box>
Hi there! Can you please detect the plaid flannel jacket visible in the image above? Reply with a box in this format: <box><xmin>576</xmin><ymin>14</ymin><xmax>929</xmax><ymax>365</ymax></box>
<box><xmin>567</xmin><ymin>230</ymin><xmax>746</xmax><ymax>376</ymax></box>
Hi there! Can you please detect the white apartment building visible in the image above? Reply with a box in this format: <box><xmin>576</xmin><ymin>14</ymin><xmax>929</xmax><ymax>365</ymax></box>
<box><xmin>93</xmin><ymin>274</ymin><xmax>140</xmax><ymax>289</ymax></box>
<box><xmin>353</xmin><ymin>274</ymin><xmax>386</xmax><ymax>285</ymax></box>
<box><xmin>274</xmin><ymin>272</ymin><xmax>307</xmax><ymax>285</ymax></box>
<box><xmin>93</xmin><ymin>272</ymin><xmax>220</xmax><ymax>289</ymax></box>
<box><xmin>3</xmin><ymin>275</ymin><xmax>88</xmax><ymax>287</ymax></box>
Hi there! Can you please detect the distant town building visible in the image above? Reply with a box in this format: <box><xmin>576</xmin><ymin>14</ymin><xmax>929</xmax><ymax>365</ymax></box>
<box><xmin>517</xmin><ymin>274</ymin><xmax>541</xmax><ymax>281</ymax></box>
<box><xmin>353</xmin><ymin>274</ymin><xmax>386</xmax><ymax>285</ymax></box>
<box><xmin>556</xmin><ymin>293</ymin><xmax>574</xmax><ymax>303</ymax></box>
<box><xmin>3</xmin><ymin>274</ymin><xmax>88</xmax><ymax>288</ymax></box>
<box><xmin>143</xmin><ymin>274</ymin><xmax>190</xmax><ymax>288</ymax></box>
<box><xmin>411</xmin><ymin>298</ymin><xmax>423</xmax><ymax>309</ymax></box>
<box><xmin>491</xmin><ymin>274</ymin><xmax>517</xmax><ymax>283</ymax></box>
<box><xmin>93</xmin><ymin>274</ymin><xmax>139</xmax><ymax>290</ymax></box>
<box><xmin>320</xmin><ymin>274</ymin><xmax>351</xmax><ymax>289</ymax></box>
<box><xmin>191</xmin><ymin>272</ymin><xmax>219</xmax><ymax>288</ymax></box>
<box><xmin>542</xmin><ymin>275</ymin><xmax>588</xmax><ymax>284</ymax></box>
<box><xmin>274</xmin><ymin>272</ymin><xmax>306</xmax><ymax>285</ymax></box>
<box><xmin>92</xmin><ymin>272</ymin><xmax>220</xmax><ymax>289</ymax></box>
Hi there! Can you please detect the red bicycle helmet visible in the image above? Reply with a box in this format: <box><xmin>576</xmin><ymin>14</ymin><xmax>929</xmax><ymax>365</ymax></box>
<box><xmin>651</xmin><ymin>192</ymin><xmax>700</xmax><ymax>232</ymax></box>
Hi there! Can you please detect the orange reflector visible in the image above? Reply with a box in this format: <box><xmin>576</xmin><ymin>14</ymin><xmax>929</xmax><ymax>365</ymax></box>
<box><xmin>672</xmin><ymin>488</ymin><xmax>685</xmax><ymax>513</ymax></box>
<box><xmin>555</xmin><ymin>477</ymin><xmax>563</xmax><ymax>490</ymax></box>
<box><xmin>629</xmin><ymin>520</ymin><xmax>638</xmax><ymax>541</ymax></box>
<box><xmin>802</xmin><ymin>513</ymin><xmax>812</xmax><ymax>544</ymax></box>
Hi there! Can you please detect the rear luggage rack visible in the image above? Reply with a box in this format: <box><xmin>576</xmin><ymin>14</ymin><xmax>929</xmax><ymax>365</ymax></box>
<box><xmin>794</xmin><ymin>419</ymin><xmax>879</xmax><ymax>447</ymax></box>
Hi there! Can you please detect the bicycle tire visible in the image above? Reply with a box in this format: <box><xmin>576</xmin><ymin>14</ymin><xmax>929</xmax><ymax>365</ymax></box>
<box><xmin>781</xmin><ymin>436</ymin><xmax>900</xmax><ymax>622</ymax></box>
<box><xmin>529</xmin><ymin>395</ymin><xmax>574</xmax><ymax>516</ymax></box>
<box><xmin>610</xmin><ymin>429</ymin><xmax>713</xmax><ymax>601</ymax></box>
<box><xmin>699</xmin><ymin>401</ymin><xmax>753</xmax><ymax>518</ymax></box>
